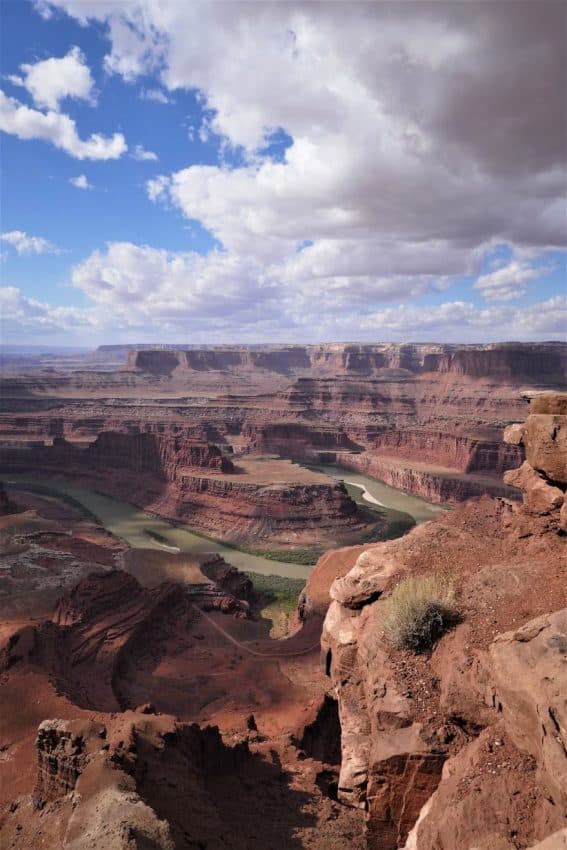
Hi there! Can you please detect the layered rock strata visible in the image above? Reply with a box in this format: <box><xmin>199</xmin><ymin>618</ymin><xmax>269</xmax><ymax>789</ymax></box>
<box><xmin>320</xmin><ymin>392</ymin><xmax>567</xmax><ymax>849</ymax></box>
<box><xmin>1</xmin><ymin>342</ymin><xmax>565</xmax><ymax>507</ymax></box>
<box><xmin>1</xmin><ymin>566</ymin><xmax>252</xmax><ymax>712</ymax></box>
<box><xmin>127</xmin><ymin>342</ymin><xmax>567</xmax><ymax>382</ymax></box>
<box><xmin>0</xmin><ymin>433</ymin><xmax>369</xmax><ymax>545</ymax></box>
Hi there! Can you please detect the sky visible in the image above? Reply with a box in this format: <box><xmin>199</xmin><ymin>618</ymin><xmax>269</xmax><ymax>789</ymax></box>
<box><xmin>0</xmin><ymin>0</ymin><xmax>566</xmax><ymax>347</ymax></box>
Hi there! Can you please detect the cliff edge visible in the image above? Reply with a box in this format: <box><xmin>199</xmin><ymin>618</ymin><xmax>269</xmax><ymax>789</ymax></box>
<box><xmin>320</xmin><ymin>391</ymin><xmax>566</xmax><ymax>849</ymax></box>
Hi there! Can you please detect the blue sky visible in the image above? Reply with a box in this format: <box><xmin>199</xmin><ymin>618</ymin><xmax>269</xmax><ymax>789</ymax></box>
<box><xmin>1</xmin><ymin>0</ymin><xmax>565</xmax><ymax>346</ymax></box>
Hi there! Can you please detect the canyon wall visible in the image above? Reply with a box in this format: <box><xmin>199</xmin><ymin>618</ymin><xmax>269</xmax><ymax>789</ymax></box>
<box><xmin>26</xmin><ymin>713</ymin><xmax>254</xmax><ymax>850</ymax></box>
<box><xmin>333</xmin><ymin>451</ymin><xmax>519</xmax><ymax>503</ymax></box>
<box><xmin>0</xmin><ymin>430</ymin><xmax>233</xmax><ymax>481</ymax></box>
<box><xmin>319</xmin><ymin>391</ymin><xmax>567</xmax><ymax>849</ymax></box>
<box><xmin>127</xmin><ymin>342</ymin><xmax>567</xmax><ymax>381</ymax></box>
<box><xmin>1</xmin><ymin>342</ymin><xmax>565</xmax><ymax>507</ymax></box>
<box><xmin>0</xmin><ymin>430</ymin><xmax>370</xmax><ymax>545</ymax></box>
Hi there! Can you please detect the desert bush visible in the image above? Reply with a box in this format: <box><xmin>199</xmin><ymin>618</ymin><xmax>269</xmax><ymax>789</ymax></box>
<box><xmin>246</xmin><ymin>572</ymin><xmax>306</xmax><ymax>611</ymax></box>
<box><xmin>382</xmin><ymin>574</ymin><xmax>459</xmax><ymax>651</ymax></box>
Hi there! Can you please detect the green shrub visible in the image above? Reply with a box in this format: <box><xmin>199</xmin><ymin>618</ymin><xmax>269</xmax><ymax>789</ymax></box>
<box><xmin>382</xmin><ymin>574</ymin><xmax>459</xmax><ymax>651</ymax></box>
<box><xmin>246</xmin><ymin>572</ymin><xmax>306</xmax><ymax>610</ymax></box>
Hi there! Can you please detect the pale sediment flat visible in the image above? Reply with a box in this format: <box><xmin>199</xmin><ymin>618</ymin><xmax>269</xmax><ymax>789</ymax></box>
<box><xmin>344</xmin><ymin>481</ymin><xmax>385</xmax><ymax>507</ymax></box>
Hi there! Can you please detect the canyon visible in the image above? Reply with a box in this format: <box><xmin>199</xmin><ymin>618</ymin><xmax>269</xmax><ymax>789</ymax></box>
<box><xmin>0</xmin><ymin>344</ymin><xmax>566</xmax><ymax>849</ymax></box>
<box><xmin>1</xmin><ymin>343</ymin><xmax>565</xmax><ymax>526</ymax></box>
<box><xmin>0</xmin><ymin>430</ymin><xmax>372</xmax><ymax>547</ymax></box>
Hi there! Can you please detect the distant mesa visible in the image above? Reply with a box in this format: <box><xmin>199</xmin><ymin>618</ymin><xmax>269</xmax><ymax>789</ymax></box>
<box><xmin>124</xmin><ymin>341</ymin><xmax>567</xmax><ymax>381</ymax></box>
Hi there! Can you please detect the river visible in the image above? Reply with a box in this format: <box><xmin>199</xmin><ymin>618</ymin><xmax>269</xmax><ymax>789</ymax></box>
<box><xmin>7</xmin><ymin>467</ymin><xmax>445</xmax><ymax>581</ymax></box>
<box><xmin>308</xmin><ymin>463</ymin><xmax>447</xmax><ymax>524</ymax></box>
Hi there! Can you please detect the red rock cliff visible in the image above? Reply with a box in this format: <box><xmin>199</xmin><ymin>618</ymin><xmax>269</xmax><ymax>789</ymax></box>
<box><xmin>128</xmin><ymin>342</ymin><xmax>567</xmax><ymax>381</ymax></box>
<box><xmin>319</xmin><ymin>392</ymin><xmax>567</xmax><ymax>849</ymax></box>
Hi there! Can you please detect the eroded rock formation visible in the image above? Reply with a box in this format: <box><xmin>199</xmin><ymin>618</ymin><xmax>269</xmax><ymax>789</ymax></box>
<box><xmin>1</xmin><ymin>342</ymin><xmax>565</xmax><ymax>506</ymax></box>
<box><xmin>26</xmin><ymin>713</ymin><xmax>254</xmax><ymax>850</ymax></box>
<box><xmin>320</xmin><ymin>392</ymin><xmax>567</xmax><ymax>849</ymax></box>
<box><xmin>2</xmin><ymin>565</ymin><xmax>253</xmax><ymax>712</ymax></box>
<box><xmin>0</xmin><ymin>432</ymin><xmax>370</xmax><ymax>546</ymax></box>
<box><xmin>126</xmin><ymin>342</ymin><xmax>567</xmax><ymax>382</ymax></box>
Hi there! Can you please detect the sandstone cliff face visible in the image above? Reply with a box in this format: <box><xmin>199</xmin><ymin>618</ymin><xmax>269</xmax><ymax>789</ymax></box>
<box><xmin>367</xmin><ymin>429</ymin><xmax>524</xmax><ymax>475</ymax></box>
<box><xmin>2</xmin><ymin>343</ymin><xmax>565</xmax><ymax>508</ymax></box>
<box><xmin>0</xmin><ymin>429</ymin><xmax>233</xmax><ymax>479</ymax></box>
<box><xmin>335</xmin><ymin>451</ymin><xmax>519</xmax><ymax>504</ymax></box>
<box><xmin>320</xmin><ymin>392</ymin><xmax>567</xmax><ymax>850</ymax></box>
<box><xmin>129</xmin><ymin>345</ymin><xmax>313</xmax><ymax>375</ymax></box>
<box><xmin>128</xmin><ymin>342</ymin><xmax>567</xmax><ymax>382</ymax></box>
<box><xmin>90</xmin><ymin>430</ymin><xmax>234</xmax><ymax>477</ymax></box>
<box><xmin>23</xmin><ymin>713</ymin><xmax>253</xmax><ymax>850</ymax></box>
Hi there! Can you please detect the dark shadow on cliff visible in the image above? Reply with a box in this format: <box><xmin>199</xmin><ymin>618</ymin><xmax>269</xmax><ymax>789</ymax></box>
<box><xmin>128</xmin><ymin>724</ymin><xmax>318</xmax><ymax>850</ymax></box>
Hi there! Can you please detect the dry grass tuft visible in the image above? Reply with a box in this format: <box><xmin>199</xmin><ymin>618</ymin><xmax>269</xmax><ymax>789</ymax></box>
<box><xmin>382</xmin><ymin>574</ymin><xmax>460</xmax><ymax>652</ymax></box>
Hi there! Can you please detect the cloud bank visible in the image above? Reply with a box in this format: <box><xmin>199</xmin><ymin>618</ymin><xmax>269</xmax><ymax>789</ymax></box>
<box><xmin>8</xmin><ymin>0</ymin><xmax>566</xmax><ymax>342</ymax></box>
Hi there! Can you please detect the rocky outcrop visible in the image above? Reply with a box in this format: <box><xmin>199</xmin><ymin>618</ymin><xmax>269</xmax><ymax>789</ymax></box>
<box><xmin>504</xmin><ymin>391</ymin><xmax>566</xmax><ymax>526</ymax></box>
<box><xmin>21</xmin><ymin>713</ymin><xmax>254</xmax><ymax>850</ymax></box>
<box><xmin>320</xmin><ymin>392</ymin><xmax>567</xmax><ymax>849</ymax></box>
<box><xmin>200</xmin><ymin>554</ymin><xmax>253</xmax><ymax>601</ymax></box>
<box><xmin>490</xmin><ymin>611</ymin><xmax>567</xmax><ymax>810</ymax></box>
<box><xmin>0</xmin><ymin>480</ymin><xmax>16</xmax><ymax>514</ymax></box>
<box><xmin>2</xmin><ymin>566</ymin><xmax>254</xmax><ymax>711</ymax></box>
<box><xmin>34</xmin><ymin>719</ymin><xmax>89</xmax><ymax>804</ymax></box>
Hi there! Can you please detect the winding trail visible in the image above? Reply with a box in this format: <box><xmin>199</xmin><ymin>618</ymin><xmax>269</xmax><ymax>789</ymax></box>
<box><xmin>192</xmin><ymin>603</ymin><xmax>321</xmax><ymax>658</ymax></box>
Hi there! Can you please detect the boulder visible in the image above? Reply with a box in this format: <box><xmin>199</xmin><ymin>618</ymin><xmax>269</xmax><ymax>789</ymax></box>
<box><xmin>489</xmin><ymin>610</ymin><xmax>567</xmax><ymax>810</ymax></box>
<box><xmin>504</xmin><ymin>461</ymin><xmax>564</xmax><ymax>515</ymax></box>
<box><xmin>503</xmin><ymin>422</ymin><xmax>525</xmax><ymax>445</ymax></box>
<box><xmin>524</xmin><ymin>414</ymin><xmax>567</xmax><ymax>485</ymax></box>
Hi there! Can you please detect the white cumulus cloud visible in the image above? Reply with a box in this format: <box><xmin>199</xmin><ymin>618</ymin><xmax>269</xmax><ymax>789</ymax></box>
<box><xmin>131</xmin><ymin>144</ymin><xmax>158</xmax><ymax>162</ymax></box>
<box><xmin>69</xmin><ymin>174</ymin><xmax>94</xmax><ymax>190</ymax></box>
<box><xmin>473</xmin><ymin>260</ymin><xmax>550</xmax><ymax>302</ymax></box>
<box><xmin>0</xmin><ymin>286</ymin><xmax>98</xmax><ymax>335</ymax></box>
<box><xmin>8</xmin><ymin>46</ymin><xmax>95</xmax><ymax>111</ymax></box>
<box><xmin>139</xmin><ymin>88</ymin><xmax>171</xmax><ymax>104</ymax></box>
<box><xmin>1</xmin><ymin>230</ymin><xmax>61</xmax><ymax>255</ymax></box>
<box><xmin>0</xmin><ymin>90</ymin><xmax>127</xmax><ymax>160</ymax></box>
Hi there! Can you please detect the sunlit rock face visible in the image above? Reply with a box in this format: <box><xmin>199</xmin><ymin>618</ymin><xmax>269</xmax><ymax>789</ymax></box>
<box><xmin>321</xmin><ymin>392</ymin><xmax>567</xmax><ymax>849</ymax></box>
